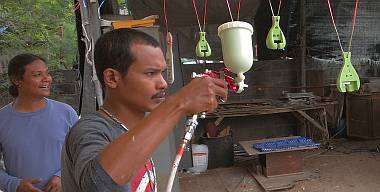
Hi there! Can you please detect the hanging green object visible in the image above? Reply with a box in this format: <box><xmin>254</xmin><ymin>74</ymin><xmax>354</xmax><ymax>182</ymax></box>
<box><xmin>266</xmin><ymin>16</ymin><xmax>286</xmax><ymax>50</ymax></box>
<box><xmin>196</xmin><ymin>32</ymin><xmax>212</xmax><ymax>57</ymax></box>
<box><xmin>336</xmin><ymin>52</ymin><xmax>360</xmax><ymax>92</ymax></box>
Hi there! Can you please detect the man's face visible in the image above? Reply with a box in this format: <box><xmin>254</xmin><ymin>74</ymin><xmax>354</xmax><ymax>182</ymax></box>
<box><xmin>118</xmin><ymin>44</ymin><xmax>168</xmax><ymax>113</ymax></box>
<box><xmin>16</xmin><ymin>59</ymin><xmax>52</xmax><ymax>99</ymax></box>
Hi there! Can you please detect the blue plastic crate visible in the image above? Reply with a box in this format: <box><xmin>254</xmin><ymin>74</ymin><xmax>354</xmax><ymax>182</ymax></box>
<box><xmin>253</xmin><ymin>137</ymin><xmax>320</xmax><ymax>152</ymax></box>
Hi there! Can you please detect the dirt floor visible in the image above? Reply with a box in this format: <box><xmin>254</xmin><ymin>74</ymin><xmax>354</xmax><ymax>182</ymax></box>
<box><xmin>179</xmin><ymin>139</ymin><xmax>380</xmax><ymax>192</ymax></box>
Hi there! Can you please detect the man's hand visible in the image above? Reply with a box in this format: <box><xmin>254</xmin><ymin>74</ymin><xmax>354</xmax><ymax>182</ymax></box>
<box><xmin>177</xmin><ymin>76</ymin><xmax>228</xmax><ymax>114</ymax></box>
<box><xmin>16</xmin><ymin>178</ymin><xmax>43</xmax><ymax>192</ymax></box>
<box><xmin>43</xmin><ymin>176</ymin><xmax>61</xmax><ymax>192</ymax></box>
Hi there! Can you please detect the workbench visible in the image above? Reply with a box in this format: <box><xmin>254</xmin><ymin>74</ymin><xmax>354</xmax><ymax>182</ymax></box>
<box><xmin>206</xmin><ymin>99</ymin><xmax>337</xmax><ymax>144</ymax></box>
<box><xmin>239</xmin><ymin>136</ymin><xmax>318</xmax><ymax>191</ymax></box>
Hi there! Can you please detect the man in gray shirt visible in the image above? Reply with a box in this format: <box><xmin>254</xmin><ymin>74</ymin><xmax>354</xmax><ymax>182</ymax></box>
<box><xmin>61</xmin><ymin>28</ymin><xmax>228</xmax><ymax>191</ymax></box>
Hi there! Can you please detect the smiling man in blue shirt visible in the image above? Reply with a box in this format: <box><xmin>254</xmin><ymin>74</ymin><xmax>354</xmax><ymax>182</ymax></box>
<box><xmin>0</xmin><ymin>54</ymin><xmax>78</xmax><ymax>192</ymax></box>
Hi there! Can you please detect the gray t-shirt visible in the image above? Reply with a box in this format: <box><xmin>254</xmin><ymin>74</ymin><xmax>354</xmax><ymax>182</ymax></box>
<box><xmin>61</xmin><ymin>112</ymin><xmax>131</xmax><ymax>192</ymax></box>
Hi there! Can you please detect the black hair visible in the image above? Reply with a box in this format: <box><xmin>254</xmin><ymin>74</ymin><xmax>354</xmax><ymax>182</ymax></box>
<box><xmin>7</xmin><ymin>54</ymin><xmax>46</xmax><ymax>97</ymax></box>
<box><xmin>94</xmin><ymin>28</ymin><xmax>160</xmax><ymax>88</ymax></box>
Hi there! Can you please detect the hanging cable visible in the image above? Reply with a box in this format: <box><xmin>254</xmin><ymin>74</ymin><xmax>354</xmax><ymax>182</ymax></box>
<box><xmin>73</xmin><ymin>0</ymin><xmax>80</xmax><ymax>12</ymax></box>
<box><xmin>277</xmin><ymin>0</ymin><xmax>282</xmax><ymax>16</ymax></box>
<box><xmin>268</xmin><ymin>0</ymin><xmax>282</xmax><ymax>16</ymax></box>
<box><xmin>163</xmin><ymin>0</ymin><xmax>174</xmax><ymax>84</ymax></box>
<box><xmin>327</xmin><ymin>0</ymin><xmax>359</xmax><ymax>53</ymax></box>
<box><xmin>268</xmin><ymin>0</ymin><xmax>274</xmax><ymax>16</ymax></box>
<box><xmin>327</xmin><ymin>0</ymin><xmax>344</xmax><ymax>53</ymax></box>
<box><xmin>97</xmin><ymin>0</ymin><xmax>107</xmax><ymax>18</ymax></box>
<box><xmin>192</xmin><ymin>0</ymin><xmax>209</xmax><ymax>32</ymax></box>
<box><xmin>237</xmin><ymin>0</ymin><xmax>241</xmax><ymax>21</ymax></box>
<box><xmin>225</xmin><ymin>0</ymin><xmax>234</xmax><ymax>22</ymax></box>
<box><xmin>163</xmin><ymin>0</ymin><xmax>169</xmax><ymax>37</ymax></box>
<box><xmin>348</xmin><ymin>0</ymin><xmax>359</xmax><ymax>52</ymax></box>
<box><xmin>192</xmin><ymin>0</ymin><xmax>203</xmax><ymax>31</ymax></box>
<box><xmin>202</xmin><ymin>0</ymin><xmax>208</xmax><ymax>31</ymax></box>
<box><xmin>99</xmin><ymin>0</ymin><xmax>106</xmax><ymax>9</ymax></box>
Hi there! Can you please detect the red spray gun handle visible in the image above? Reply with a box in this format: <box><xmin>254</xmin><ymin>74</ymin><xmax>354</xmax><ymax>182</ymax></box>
<box><xmin>197</xmin><ymin>67</ymin><xmax>239</xmax><ymax>92</ymax></box>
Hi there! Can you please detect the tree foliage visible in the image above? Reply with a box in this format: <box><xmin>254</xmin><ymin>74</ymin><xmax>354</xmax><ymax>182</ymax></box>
<box><xmin>0</xmin><ymin>0</ymin><xmax>77</xmax><ymax>70</ymax></box>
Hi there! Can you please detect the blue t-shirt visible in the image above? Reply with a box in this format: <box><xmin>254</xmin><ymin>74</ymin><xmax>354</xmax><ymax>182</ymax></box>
<box><xmin>0</xmin><ymin>98</ymin><xmax>78</xmax><ymax>192</ymax></box>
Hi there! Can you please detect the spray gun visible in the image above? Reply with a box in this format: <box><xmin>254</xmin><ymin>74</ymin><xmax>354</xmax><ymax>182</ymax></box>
<box><xmin>218</xmin><ymin>21</ymin><xmax>254</xmax><ymax>93</ymax></box>
<box><xmin>196</xmin><ymin>67</ymin><xmax>246</xmax><ymax>93</ymax></box>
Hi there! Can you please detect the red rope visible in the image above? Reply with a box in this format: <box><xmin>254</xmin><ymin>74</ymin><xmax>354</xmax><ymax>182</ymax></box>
<box><xmin>73</xmin><ymin>0</ymin><xmax>80</xmax><ymax>12</ymax></box>
<box><xmin>225</xmin><ymin>0</ymin><xmax>234</xmax><ymax>21</ymax></box>
<box><xmin>237</xmin><ymin>0</ymin><xmax>241</xmax><ymax>20</ymax></box>
<box><xmin>327</xmin><ymin>0</ymin><xmax>359</xmax><ymax>52</ymax></box>
<box><xmin>192</xmin><ymin>0</ymin><xmax>208</xmax><ymax>31</ymax></box>
<box><xmin>163</xmin><ymin>0</ymin><xmax>169</xmax><ymax>37</ymax></box>
<box><xmin>348</xmin><ymin>0</ymin><xmax>359</xmax><ymax>52</ymax></box>
<box><xmin>202</xmin><ymin>0</ymin><xmax>208</xmax><ymax>31</ymax></box>
<box><xmin>351</xmin><ymin>0</ymin><xmax>359</xmax><ymax>41</ymax></box>
<box><xmin>192</xmin><ymin>0</ymin><xmax>202</xmax><ymax>31</ymax></box>
<box><xmin>327</xmin><ymin>0</ymin><xmax>338</xmax><ymax>34</ymax></box>
<box><xmin>327</xmin><ymin>0</ymin><xmax>344</xmax><ymax>52</ymax></box>
<box><xmin>277</xmin><ymin>0</ymin><xmax>282</xmax><ymax>15</ymax></box>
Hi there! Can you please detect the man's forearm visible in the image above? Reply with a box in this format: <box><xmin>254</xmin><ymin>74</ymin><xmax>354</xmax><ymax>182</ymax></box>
<box><xmin>99</xmin><ymin>94</ymin><xmax>185</xmax><ymax>185</ymax></box>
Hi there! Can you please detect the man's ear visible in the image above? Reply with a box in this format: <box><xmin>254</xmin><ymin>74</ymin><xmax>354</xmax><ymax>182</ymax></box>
<box><xmin>10</xmin><ymin>78</ymin><xmax>21</xmax><ymax>88</ymax></box>
<box><xmin>103</xmin><ymin>69</ymin><xmax>121</xmax><ymax>89</ymax></box>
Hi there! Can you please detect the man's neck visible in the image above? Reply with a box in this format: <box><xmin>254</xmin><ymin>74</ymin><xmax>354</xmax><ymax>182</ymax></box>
<box><xmin>101</xmin><ymin>102</ymin><xmax>145</xmax><ymax>130</ymax></box>
<box><xmin>13</xmin><ymin>96</ymin><xmax>46</xmax><ymax>112</ymax></box>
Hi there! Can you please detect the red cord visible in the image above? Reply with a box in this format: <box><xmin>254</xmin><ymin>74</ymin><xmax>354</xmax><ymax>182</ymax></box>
<box><xmin>192</xmin><ymin>0</ymin><xmax>202</xmax><ymax>31</ymax></box>
<box><xmin>202</xmin><ymin>0</ymin><xmax>208</xmax><ymax>31</ymax></box>
<box><xmin>327</xmin><ymin>0</ymin><xmax>338</xmax><ymax>33</ymax></box>
<box><xmin>73</xmin><ymin>0</ymin><xmax>80</xmax><ymax>12</ymax></box>
<box><xmin>192</xmin><ymin>0</ymin><xmax>208</xmax><ymax>31</ymax></box>
<box><xmin>163</xmin><ymin>0</ymin><xmax>169</xmax><ymax>37</ymax></box>
<box><xmin>237</xmin><ymin>0</ymin><xmax>241</xmax><ymax>20</ymax></box>
<box><xmin>277</xmin><ymin>0</ymin><xmax>282</xmax><ymax>15</ymax></box>
<box><xmin>225</xmin><ymin>0</ymin><xmax>233</xmax><ymax>21</ymax></box>
<box><xmin>327</xmin><ymin>0</ymin><xmax>359</xmax><ymax>52</ymax></box>
<box><xmin>351</xmin><ymin>0</ymin><xmax>359</xmax><ymax>38</ymax></box>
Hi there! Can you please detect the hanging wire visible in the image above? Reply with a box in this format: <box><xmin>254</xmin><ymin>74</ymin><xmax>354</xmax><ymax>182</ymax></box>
<box><xmin>237</xmin><ymin>0</ymin><xmax>241</xmax><ymax>21</ymax></box>
<box><xmin>99</xmin><ymin>0</ymin><xmax>106</xmax><ymax>9</ymax></box>
<box><xmin>192</xmin><ymin>0</ymin><xmax>209</xmax><ymax>32</ymax></box>
<box><xmin>348</xmin><ymin>0</ymin><xmax>359</xmax><ymax>52</ymax></box>
<box><xmin>225</xmin><ymin>0</ymin><xmax>234</xmax><ymax>22</ymax></box>
<box><xmin>268</xmin><ymin>0</ymin><xmax>275</xmax><ymax>16</ymax></box>
<box><xmin>192</xmin><ymin>0</ymin><xmax>203</xmax><ymax>31</ymax></box>
<box><xmin>73</xmin><ymin>0</ymin><xmax>80</xmax><ymax>12</ymax></box>
<box><xmin>277</xmin><ymin>0</ymin><xmax>282</xmax><ymax>16</ymax></box>
<box><xmin>97</xmin><ymin>0</ymin><xmax>107</xmax><ymax>19</ymax></box>
<box><xmin>268</xmin><ymin>0</ymin><xmax>282</xmax><ymax>17</ymax></box>
<box><xmin>163</xmin><ymin>0</ymin><xmax>169</xmax><ymax>37</ymax></box>
<box><xmin>202</xmin><ymin>0</ymin><xmax>208</xmax><ymax>31</ymax></box>
<box><xmin>327</xmin><ymin>0</ymin><xmax>345</xmax><ymax>53</ymax></box>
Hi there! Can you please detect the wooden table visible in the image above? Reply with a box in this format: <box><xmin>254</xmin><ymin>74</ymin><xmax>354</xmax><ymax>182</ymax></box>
<box><xmin>206</xmin><ymin>99</ymin><xmax>337</xmax><ymax>144</ymax></box>
<box><xmin>239</xmin><ymin>136</ymin><xmax>318</xmax><ymax>177</ymax></box>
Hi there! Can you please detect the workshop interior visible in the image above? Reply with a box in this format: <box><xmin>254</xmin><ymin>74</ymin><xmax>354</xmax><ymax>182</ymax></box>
<box><xmin>1</xmin><ymin>0</ymin><xmax>380</xmax><ymax>191</ymax></box>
